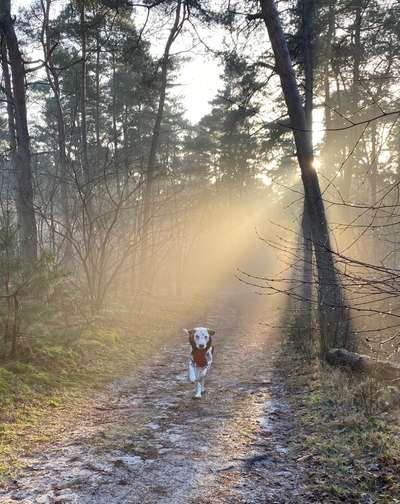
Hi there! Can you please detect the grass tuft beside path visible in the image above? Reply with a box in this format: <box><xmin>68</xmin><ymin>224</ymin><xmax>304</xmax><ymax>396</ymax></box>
<box><xmin>283</xmin><ymin>347</ymin><xmax>400</xmax><ymax>504</ymax></box>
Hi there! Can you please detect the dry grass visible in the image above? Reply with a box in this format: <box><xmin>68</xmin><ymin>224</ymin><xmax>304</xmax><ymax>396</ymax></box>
<box><xmin>281</xmin><ymin>344</ymin><xmax>400</xmax><ymax>503</ymax></box>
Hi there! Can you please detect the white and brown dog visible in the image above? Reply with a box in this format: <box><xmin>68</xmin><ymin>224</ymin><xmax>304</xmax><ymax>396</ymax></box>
<box><xmin>183</xmin><ymin>327</ymin><xmax>215</xmax><ymax>399</ymax></box>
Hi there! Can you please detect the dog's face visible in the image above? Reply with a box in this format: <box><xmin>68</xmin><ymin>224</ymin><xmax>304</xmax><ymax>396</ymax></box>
<box><xmin>183</xmin><ymin>327</ymin><xmax>215</xmax><ymax>349</ymax></box>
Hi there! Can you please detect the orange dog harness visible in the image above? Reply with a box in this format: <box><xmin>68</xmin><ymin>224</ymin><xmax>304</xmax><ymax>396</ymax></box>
<box><xmin>189</xmin><ymin>334</ymin><xmax>213</xmax><ymax>368</ymax></box>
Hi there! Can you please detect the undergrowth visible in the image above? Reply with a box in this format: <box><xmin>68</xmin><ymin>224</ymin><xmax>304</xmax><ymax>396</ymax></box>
<box><xmin>0</xmin><ymin>294</ymin><xmax>198</xmax><ymax>482</ymax></box>
<box><xmin>283</xmin><ymin>343</ymin><xmax>400</xmax><ymax>503</ymax></box>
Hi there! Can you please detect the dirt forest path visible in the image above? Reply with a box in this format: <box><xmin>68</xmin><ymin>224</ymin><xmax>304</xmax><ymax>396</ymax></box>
<box><xmin>0</xmin><ymin>279</ymin><xmax>305</xmax><ymax>504</ymax></box>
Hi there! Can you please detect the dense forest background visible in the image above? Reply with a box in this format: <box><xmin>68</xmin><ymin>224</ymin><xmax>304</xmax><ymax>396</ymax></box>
<box><xmin>0</xmin><ymin>0</ymin><xmax>400</xmax><ymax>375</ymax></box>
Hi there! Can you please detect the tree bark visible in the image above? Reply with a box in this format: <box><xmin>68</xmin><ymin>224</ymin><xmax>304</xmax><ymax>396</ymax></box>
<box><xmin>299</xmin><ymin>0</ymin><xmax>313</xmax><ymax>336</ymax></box>
<box><xmin>301</xmin><ymin>205</ymin><xmax>313</xmax><ymax>331</ymax></box>
<box><xmin>260</xmin><ymin>0</ymin><xmax>350</xmax><ymax>355</ymax></box>
<box><xmin>0</xmin><ymin>0</ymin><xmax>37</xmax><ymax>262</ymax></box>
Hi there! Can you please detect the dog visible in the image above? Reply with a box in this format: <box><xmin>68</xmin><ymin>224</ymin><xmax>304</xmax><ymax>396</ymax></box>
<box><xmin>183</xmin><ymin>327</ymin><xmax>215</xmax><ymax>399</ymax></box>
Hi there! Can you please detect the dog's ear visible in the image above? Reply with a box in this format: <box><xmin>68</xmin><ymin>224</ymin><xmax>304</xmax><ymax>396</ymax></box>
<box><xmin>208</xmin><ymin>329</ymin><xmax>215</xmax><ymax>336</ymax></box>
<box><xmin>184</xmin><ymin>328</ymin><xmax>196</xmax><ymax>348</ymax></box>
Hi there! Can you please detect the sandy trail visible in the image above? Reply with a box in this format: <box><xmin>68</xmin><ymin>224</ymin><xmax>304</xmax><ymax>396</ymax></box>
<box><xmin>1</xmin><ymin>284</ymin><xmax>302</xmax><ymax>504</ymax></box>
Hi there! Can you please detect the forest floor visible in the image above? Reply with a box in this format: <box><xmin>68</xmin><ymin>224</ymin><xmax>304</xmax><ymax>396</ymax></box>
<box><xmin>0</xmin><ymin>285</ymin><xmax>306</xmax><ymax>504</ymax></box>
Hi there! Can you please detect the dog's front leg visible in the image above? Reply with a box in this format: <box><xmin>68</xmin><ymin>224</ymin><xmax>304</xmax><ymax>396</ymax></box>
<box><xmin>192</xmin><ymin>365</ymin><xmax>202</xmax><ymax>399</ymax></box>
<box><xmin>201</xmin><ymin>348</ymin><xmax>212</xmax><ymax>395</ymax></box>
<box><xmin>194</xmin><ymin>379</ymin><xmax>202</xmax><ymax>399</ymax></box>
<box><xmin>188</xmin><ymin>359</ymin><xmax>196</xmax><ymax>383</ymax></box>
<box><xmin>200</xmin><ymin>374</ymin><xmax>206</xmax><ymax>394</ymax></box>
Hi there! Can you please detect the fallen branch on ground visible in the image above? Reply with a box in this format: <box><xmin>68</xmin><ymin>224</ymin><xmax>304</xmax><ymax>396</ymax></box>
<box><xmin>326</xmin><ymin>348</ymin><xmax>400</xmax><ymax>381</ymax></box>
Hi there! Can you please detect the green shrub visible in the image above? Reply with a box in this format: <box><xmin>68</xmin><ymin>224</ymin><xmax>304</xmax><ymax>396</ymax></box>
<box><xmin>0</xmin><ymin>367</ymin><xmax>15</xmax><ymax>392</ymax></box>
<box><xmin>33</xmin><ymin>345</ymin><xmax>79</xmax><ymax>370</ymax></box>
<box><xmin>6</xmin><ymin>362</ymin><xmax>36</xmax><ymax>375</ymax></box>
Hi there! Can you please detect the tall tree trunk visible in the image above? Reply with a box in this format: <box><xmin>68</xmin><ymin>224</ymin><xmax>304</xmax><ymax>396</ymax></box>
<box><xmin>0</xmin><ymin>0</ymin><xmax>37</xmax><ymax>262</ymax></box>
<box><xmin>369</xmin><ymin>122</ymin><xmax>379</xmax><ymax>264</ymax></box>
<box><xmin>139</xmin><ymin>0</ymin><xmax>184</xmax><ymax>292</ymax></box>
<box><xmin>320</xmin><ymin>0</ymin><xmax>336</xmax><ymax>185</ymax></box>
<box><xmin>343</xmin><ymin>1</ymin><xmax>362</xmax><ymax>202</ymax></box>
<box><xmin>370</xmin><ymin>122</ymin><xmax>378</xmax><ymax>205</ymax></box>
<box><xmin>323</xmin><ymin>1</ymin><xmax>335</xmax><ymax>132</ymax></box>
<box><xmin>0</xmin><ymin>35</ymin><xmax>21</xmax><ymax>244</ymax></box>
<box><xmin>301</xmin><ymin>206</ymin><xmax>313</xmax><ymax>336</ymax></box>
<box><xmin>302</xmin><ymin>0</ymin><xmax>313</xmax><ymax>134</ymax></box>
<box><xmin>299</xmin><ymin>0</ymin><xmax>313</xmax><ymax>337</ymax></box>
<box><xmin>95</xmin><ymin>33</ymin><xmax>101</xmax><ymax>164</ymax></box>
<box><xmin>112</xmin><ymin>52</ymin><xmax>119</xmax><ymax>171</ymax></box>
<box><xmin>260</xmin><ymin>0</ymin><xmax>350</xmax><ymax>355</ymax></box>
<box><xmin>41</xmin><ymin>0</ymin><xmax>72</xmax><ymax>264</ymax></box>
<box><xmin>1</xmin><ymin>36</ymin><xmax>16</xmax><ymax>153</ymax></box>
<box><xmin>79</xmin><ymin>0</ymin><xmax>89</xmax><ymax>184</ymax></box>
<box><xmin>111</xmin><ymin>51</ymin><xmax>122</xmax><ymax>197</ymax></box>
